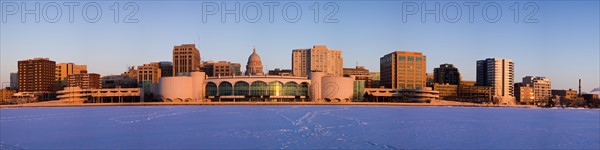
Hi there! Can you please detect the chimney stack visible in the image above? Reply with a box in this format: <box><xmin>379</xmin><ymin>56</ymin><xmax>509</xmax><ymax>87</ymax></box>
<box><xmin>578</xmin><ymin>79</ymin><xmax>582</xmax><ymax>96</ymax></box>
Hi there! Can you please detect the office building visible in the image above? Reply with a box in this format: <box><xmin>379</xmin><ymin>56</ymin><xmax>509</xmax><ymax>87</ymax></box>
<box><xmin>158</xmin><ymin>61</ymin><xmax>173</xmax><ymax>77</ymax></box>
<box><xmin>476</xmin><ymin>58</ymin><xmax>515</xmax><ymax>103</ymax></box>
<box><xmin>66</xmin><ymin>71</ymin><xmax>101</xmax><ymax>89</ymax></box>
<box><xmin>245</xmin><ymin>47</ymin><xmax>264</xmax><ymax>76</ymax></box>
<box><xmin>457</xmin><ymin>81</ymin><xmax>493</xmax><ymax>103</ymax></box>
<box><xmin>138</xmin><ymin>62</ymin><xmax>162</xmax><ymax>84</ymax></box>
<box><xmin>380</xmin><ymin>51</ymin><xmax>427</xmax><ymax>89</ymax></box>
<box><xmin>292</xmin><ymin>45</ymin><xmax>343</xmax><ymax>77</ymax></box>
<box><xmin>55</xmin><ymin>63</ymin><xmax>87</xmax><ymax>81</ymax></box>
<box><xmin>122</xmin><ymin>66</ymin><xmax>138</xmax><ymax>80</ymax></box>
<box><xmin>18</xmin><ymin>58</ymin><xmax>56</xmax><ymax>92</ymax></box>
<box><xmin>522</xmin><ymin>76</ymin><xmax>552</xmax><ymax>103</ymax></box>
<box><xmin>433</xmin><ymin>83</ymin><xmax>458</xmax><ymax>100</ymax></box>
<box><xmin>433</xmin><ymin>63</ymin><xmax>461</xmax><ymax>85</ymax></box>
<box><xmin>344</xmin><ymin>66</ymin><xmax>372</xmax><ymax>88</ymax></box>
<box><xmin>369</xmin><ymin>72</ymin><xmax>380</xmax><ymax>88</ymax></box>
<box><xmin>173</xmin><ymin>44</ymin><xmax>201</xmax><ymax>76</ymax></box>
<box><xmin>101</xmin><ymin>75</ymin><xmax>138</xmax><ymax>88</ymax></box>
<box><xmin>551</xmin><ymin>89</ymin><xmax>578</xmax><ymax>100</ymax></box>
<box><xmin>204</xmin><ymin>61</ymin><xmax>242</xmax><ymax>77</ymax></box>
<box><xmin>10</xmin><ymin>72</ymin><xmax>18</xmax><ymax>90</ymax></box>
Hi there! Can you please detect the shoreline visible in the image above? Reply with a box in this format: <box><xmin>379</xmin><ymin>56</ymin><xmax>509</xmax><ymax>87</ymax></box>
<box><xmin>0</xmin><ymin>101</ymin><xmax>540</xmax><ymax>109</ymax></box>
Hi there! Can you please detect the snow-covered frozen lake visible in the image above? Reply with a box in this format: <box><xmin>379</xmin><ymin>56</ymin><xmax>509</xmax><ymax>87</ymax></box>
<box><xmin>1</xmin><ymin>106</ymin><xmax>599</xmax><ymax>149</ymax></box>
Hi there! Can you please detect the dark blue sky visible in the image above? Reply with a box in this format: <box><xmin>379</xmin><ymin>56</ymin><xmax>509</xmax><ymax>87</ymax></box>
<box><xmin>1</xmin><ymin>1</ymin><xmax>598</xmax><ymax>92</ymax></box>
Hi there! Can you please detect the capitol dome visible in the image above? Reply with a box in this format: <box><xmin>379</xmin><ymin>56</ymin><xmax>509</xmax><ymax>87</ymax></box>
<box><xmin>245</xmin><ymin>47</ymin><xmax>264</xmax><ymax>76</ymax></box>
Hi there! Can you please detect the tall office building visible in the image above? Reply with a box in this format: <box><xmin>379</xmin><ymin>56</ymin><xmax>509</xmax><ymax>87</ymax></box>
<box><xmin>173</xmin><ymin>44</ymin><xmax>201</xmax><ymax>76</ymax></box>
<box><xmin>55</xmin><ymin>63</ymin><xmax>87</xmax><ymax>81</ymax></box>
<box><xmin>245</xmin><ymin>47</ymin><xmax>264</xmax><ymax>76</ymax></box>
<box><xmin>204</xmin><ymin>61</ymin><xmax>242</xmax><ymax>76</ymax></box>
<box><xmin>292</xmin><ymin>45</ymin><xmax>343</xmax><ymax>77</ymax></box>
<box><xmin>138</xmin><ymin>62</ymin><xmax>162</xmax><ymax>84</ymax></box>
<box><xmin>522</xmin><ymin>76</ymin><xmax>552</xmax><ymax>102</ymax></box>
<box><xmin>476</xmin><ymin>58</ymin><xmax>515</xmax><ymax>98</ymax></box>
<box><xmin>18</xmin><ymin>58</ymin><xmax>56</xmax><ymax>92</ymax></box>
<box><xmin>380</xmin><ymin>51</ymin><xmax>427</xmax><ymax>89</ymax></box>
<box><xmin>66</xmin><ymin>71</ymin><xmax>101</xmax><ymax>89</ymax></box>
<box><xmin>158</xmin><ymin>61</ymin><xmax>173</xmax><ymax>77</ymax></box>
<box><xmin>10</xmin><ymin>72</ymin><xmax>18</xmax><ymax>90</ymax></box>
<box><xmin>433</xmin><ymin>63</ymin><xmax>461</xmax><ymax>85</ymax></box>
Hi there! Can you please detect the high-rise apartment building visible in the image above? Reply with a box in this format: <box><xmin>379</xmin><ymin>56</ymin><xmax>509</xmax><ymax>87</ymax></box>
<box><xmin>522</xmin><ymin>76</ymin><xmax>551</xmax><ymax>102</ymax></box>
<box><xmin>204</xmin><ymin>61</ymin><xmax>242</xmax><ymax>76</ymax></box>
<box><xmin>138</xmin><ymin>62</ymin><xmax>162</xmax><ymax>84</ymax></box>
<box><xmin>173</xmin><ymin>44</ymin><xmax>201</xmax><ymax>76</ymax></box>
<box><xmin>476</xmin><ymin>58</ymin><xmax>515</xmax><ymax>98</ymax></box>
<box><xmin>18</xmin><ymin>58</ymin><xmax>56</xmax><ymax>92</ymax></box>
<box><xmin>380</xmin><ymin>51</ymin><xmax>427</xmax><ymax>89</ymax></box>
<box><xmin>55</xmin><ymin>63</ymin><xmax>87</xmax><ymax>81</ymax></box>
<box><xmin>66</xmin><ymin>71</ymin><xmax>101</xmax><ymax>89</ymax></box>
<box><xmin>433</xmin><ymin>63</ymin><xmax>461</xmax><ymax>85</ymax></box>
<box><xmin>292</xmin><ymin>45</ymin><xmax>343</xmax><ymax>77</ymax></box>
<box><xmin>158</xmin><ymin>61</ymin><xmax>173</xmax><ymax>77</ymax></box>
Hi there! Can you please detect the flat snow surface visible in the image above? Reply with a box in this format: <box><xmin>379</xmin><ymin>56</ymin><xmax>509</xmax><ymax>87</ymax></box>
<box><xmin>1</xmin><ymin>106</ymin><xmax>599</xmax><ymax>149</ymax></box>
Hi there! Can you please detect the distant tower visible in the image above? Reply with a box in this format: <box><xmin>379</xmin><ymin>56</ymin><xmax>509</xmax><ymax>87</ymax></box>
<box><xmin>579</xmin><ymin>79</ymin><xmax>582</xmax><ymax>96</ymax></box>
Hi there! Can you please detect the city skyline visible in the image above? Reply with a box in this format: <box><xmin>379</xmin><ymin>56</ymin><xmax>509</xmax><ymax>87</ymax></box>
<box><xmin>1</xmin><ymin>1</ymin><xmax>598</xmax><ymax>92</ymax></box>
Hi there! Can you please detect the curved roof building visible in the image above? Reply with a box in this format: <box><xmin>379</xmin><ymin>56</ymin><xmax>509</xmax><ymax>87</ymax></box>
<box><xmin>245</xmin><ymin>47</ymin><xmax>264</xmax><ymax>76</ymax></box>
<box><xmin>159</xmin><ymin>71</ymin><xmax>356</xmax><ymax>102</ymax></box>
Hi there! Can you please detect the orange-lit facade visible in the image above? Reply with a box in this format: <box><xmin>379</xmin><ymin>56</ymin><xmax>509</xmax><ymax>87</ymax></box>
<box><xmin>66</xmin><ymin>71</ymin><xmax>101</xmax><ymax>89</ymax></box>
<box><xmin>380</xmin><ymin>51</ymin><xmax>427</xmax><ymax>89</ymax></box>
<box><xmin>173</xmin><ymin>44</ymin><xmax>201</xmax><ymax>76</ymax></box>
<box><xmin>138</xmin><ymin>62</ymin><xmax>162</xmax><ymax>84</ymax></box>
<box><xmin>18</xmin><ymin>58</ymin><xmax>56</xmax><ymax>92</ymax></box>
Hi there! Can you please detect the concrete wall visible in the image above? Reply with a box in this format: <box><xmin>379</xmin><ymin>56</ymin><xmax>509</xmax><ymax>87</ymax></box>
<box><xmin>159</xmin><ymin>76</ymin><xmax>194</xmax><ymax>102</ymax></box>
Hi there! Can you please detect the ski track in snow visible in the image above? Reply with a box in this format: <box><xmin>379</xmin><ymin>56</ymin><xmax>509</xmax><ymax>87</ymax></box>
<box><xmin>274</xmin><ymin>107</ymin><xmax>397</xmax><ymax>149</ymax></box>
<box><xmin>108</xmin><ymin>109</ymin><xmax>207</xmax><ymax>124</ymax></box>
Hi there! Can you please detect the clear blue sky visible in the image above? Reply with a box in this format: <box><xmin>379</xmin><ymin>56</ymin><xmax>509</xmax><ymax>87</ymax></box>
<box><xmin>1</xmin><ymin>1</ymin><xmax>598</xmax><ymax>92</ymax></box>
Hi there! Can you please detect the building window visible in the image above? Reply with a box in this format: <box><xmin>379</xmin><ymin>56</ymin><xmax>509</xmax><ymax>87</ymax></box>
<box><xmin>398</xmin><ymin>56</ymin><xmax>406</xmax><ymax>61</ymax></box>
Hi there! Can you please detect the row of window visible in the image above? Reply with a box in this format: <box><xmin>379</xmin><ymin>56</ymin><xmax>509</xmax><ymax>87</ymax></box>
<box><xmin>398</xmin><ymin>56</ymin><xmax>425</xmax><ymax>62</ymax></box>
<box><xmin>205</xmin><ymin>81</ymin><xmax>310</xmax><ymax>96</ymax></box>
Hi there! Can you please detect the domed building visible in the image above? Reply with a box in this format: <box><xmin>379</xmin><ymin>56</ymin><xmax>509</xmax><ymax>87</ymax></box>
<box><xmin>245</xmin><ymin>47</ymin><xmax>264</xmax><ymax>76</ymax></box>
